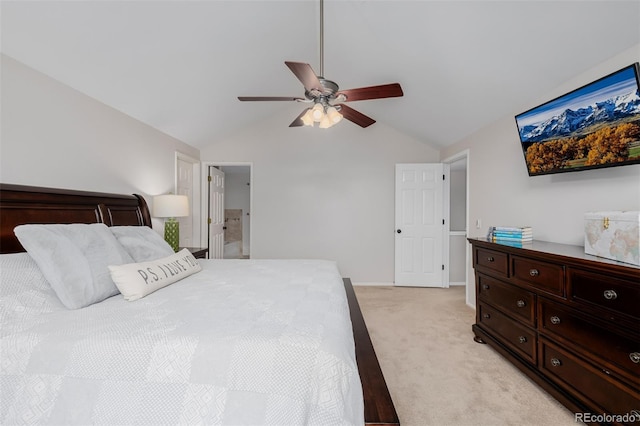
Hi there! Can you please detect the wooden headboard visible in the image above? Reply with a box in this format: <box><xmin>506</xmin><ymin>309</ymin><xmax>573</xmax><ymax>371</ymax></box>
<box><xmin>0</xmin><ymin>184</ymin><xmax>152</xmax><ymax>254</ymax></box>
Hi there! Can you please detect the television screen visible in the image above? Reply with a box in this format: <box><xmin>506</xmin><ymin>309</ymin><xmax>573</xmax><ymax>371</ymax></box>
<box><xmin>515</xmin><ymin>63</ymin><xmax>640</xmax><ymax>176</ymax></box>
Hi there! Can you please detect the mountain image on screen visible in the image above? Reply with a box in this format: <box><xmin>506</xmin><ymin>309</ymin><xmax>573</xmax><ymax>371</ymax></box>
<box><xmin>519</xmin><ymin>89</ymin><xmax>640</xmax><ymax>143</ymax></box>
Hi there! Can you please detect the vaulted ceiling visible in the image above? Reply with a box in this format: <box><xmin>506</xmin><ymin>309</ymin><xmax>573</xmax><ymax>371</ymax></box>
<box><xmin>2</xmin><ymin>1</ymin><xmax>639</xmax><ymax>150</ymax></box>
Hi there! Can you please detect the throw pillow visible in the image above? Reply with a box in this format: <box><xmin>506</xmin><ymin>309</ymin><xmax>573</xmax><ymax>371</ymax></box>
<box><xmin>108</xmin><ymin>248</ymin><xmax>201</xmax><ymax>301</ymax></box>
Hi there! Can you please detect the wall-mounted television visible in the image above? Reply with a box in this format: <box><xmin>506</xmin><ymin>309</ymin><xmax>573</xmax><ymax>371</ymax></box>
<box><xmin>515</xmin><ymin>62</ymin><xmax>640</xmax><ymax>176</ymax></box>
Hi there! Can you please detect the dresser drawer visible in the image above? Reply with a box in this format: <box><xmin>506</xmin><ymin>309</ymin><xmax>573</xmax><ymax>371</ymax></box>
<box><xmin>478</xmin><ymin>302</ymin><xmax>536</xmax><ymax>364</ymax></box>
<box><xmin>539</xmin><ymin>298</ymin><xmax>640</xmax><ymax>388</ymax></box>
<box><xmin>475</xmin><ymin>248</ymin><xmax>509</xmax><ymax>278</ymax></box>
<box><xmin>568</xmin><ymin>268</ymin><xmax>640</xmax><ymax>322</ymax></box>
<box><xmin>478</xmin><ymin>275</ymin><xmax>536</xmax><ymax>326</ymax></box>
<box><xmin>512</xmin><ymin>256</ymin><xmax>564</xmax><ymax>297</ymax></box>
<box><xmin>540</xmin><ymin>338</ymin><xmax>640</xmax><ymax>422</ymax></box>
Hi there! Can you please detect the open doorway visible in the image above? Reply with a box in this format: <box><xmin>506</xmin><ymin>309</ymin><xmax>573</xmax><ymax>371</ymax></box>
<box><xmin>219</xmin><ymin>165</ymin><xmax>250</xmax><ymax>259</ymax></box>
<box><xmin>442</xmin><ymin>150</ymin><xmax>470</xmax><ymax>302</ymax></box>
<box><xmin>204</xmin><ymin>163</ymin><xmax>252</xmax><ymax>259</ymax></box>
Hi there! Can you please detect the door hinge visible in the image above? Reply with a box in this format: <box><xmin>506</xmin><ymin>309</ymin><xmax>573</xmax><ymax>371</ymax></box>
<box><xmin>442</xmin><ymin>264</ymin><xmax>445</xmax><ymax>270</ymax></box>
<box><xmin>443</xmin><ymin>219</ymin><xmax>445</xmax><ymax>225</ymax></box>
<box><xmin>443</xmin><ymin>174</ymin><xmax>445</xmax><ymax>180</ymax></box>
<box><xmin>208</xmin><ymin>218</ymin><xmax>212</xmax><ymax>224</ymax></box>
<box><xmin>208</xmin><ymin>175</ymin><xmax>212</xmax><ymax>182</ymax></box>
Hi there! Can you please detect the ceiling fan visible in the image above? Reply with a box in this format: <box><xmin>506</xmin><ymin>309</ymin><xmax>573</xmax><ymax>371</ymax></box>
<box><xmin>237</xmin><ymin>0</ymin><xmax>403</xmax><ymax>129</ymax></box>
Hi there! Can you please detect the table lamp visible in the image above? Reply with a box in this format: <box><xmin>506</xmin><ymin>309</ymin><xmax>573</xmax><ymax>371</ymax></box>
<box><xmin>153</xmin><ymin>194</ymin><xmax>189</xmax><ymax>252</ymax></box>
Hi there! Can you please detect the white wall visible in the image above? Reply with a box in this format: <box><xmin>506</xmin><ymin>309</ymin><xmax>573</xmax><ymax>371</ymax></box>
<box><xmin>201</xmin><ymin>109</ymin><xmax>440</xmax><ymax>283</ymax></box>
<box><xmin>1</xmin><ymin>55</ymin><xmax>200</xmax><ymax>234</ymax></box>
<box><xmin>440</xmin><ymin>44</ymin><xmax>640</xmax><ymax>307</ymax></box>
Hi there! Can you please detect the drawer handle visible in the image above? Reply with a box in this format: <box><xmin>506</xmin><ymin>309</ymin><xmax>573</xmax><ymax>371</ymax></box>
<box><xmin>483</xmin><ymin>313</ymin><xmax>491</xmax><ymax>319</ymax></box>
<box><xmin>550</xmin><ymin>358</ymin><xmax>562</xmax><ymax>367</ymax></box>
<box><xmin>516</xmin><ymin>299</ymin><xmax>526</xmax><ymax>308</ymax></box>
<box><xmin>603</xmin><ymin>290</ymin><xmax>617</xmax><ymax>300</ymax></box>
<box><xmin>487</xmin><ymin>256</ymin><xmax>495</xmax><ymax>262</ymax></box>
<box><xmin>630</xmin><ymin>352</ymin><xmax>640</xmax><ymax>364</ymax></box>
<box><xmin>518</xmin><ymin>336</ymin><xmax>527</xmax><ymax>344</ymax></box>
<box><xmin>482</xmin><ymin>284</ymin><xmax>490</xmax><ymax>290</ymax></box>
<box><xmin>550</xmin><ymin>316</ymin><xmax>561</xmax><ymax>325</ymax></box>
<box><xmin>529</xmin><ymin>269</ymin><xmax>539</xmax><ymax>277</ymax></box>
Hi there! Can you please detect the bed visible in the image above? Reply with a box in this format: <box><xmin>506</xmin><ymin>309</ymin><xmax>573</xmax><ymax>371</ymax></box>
<box><xmin>0</xmin><ymin>184</ymin><xmax>398</xmax><ymax>425</ymax></box>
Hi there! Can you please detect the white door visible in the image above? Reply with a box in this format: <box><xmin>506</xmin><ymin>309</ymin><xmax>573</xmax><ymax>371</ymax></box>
<box><xmin>208</xmin><ymin>167</ymin><xmax>225</xmax><ymax>259</ymax></box>
<box><xmin>176</xmin><ymin>157</ymin><xmax>194</xmax><ymax>248</ymax></box>
<box><xmin>395</xmin><ymin>163</ymin><xmax>447</xmax><ymax>287</ymax></box>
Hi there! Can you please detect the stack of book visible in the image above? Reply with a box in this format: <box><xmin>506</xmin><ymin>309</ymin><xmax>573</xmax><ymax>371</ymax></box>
<box><xmin>488</xmin><ymin>226</ymin><xmax>533</xmax><ymax>245</ymax></box>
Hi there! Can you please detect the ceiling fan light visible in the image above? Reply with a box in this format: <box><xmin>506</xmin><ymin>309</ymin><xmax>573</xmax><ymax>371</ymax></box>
<box><xmin>319</xmin><ymin>114</ymin><xmax>333</xmax><ymax>129</ymax></box>
<box><xmin>312</xmin><ymin>103</ymin><xmax>324</xmax><ymax>122</ymax></box>
<box><xmin>301</xmin><ymin>109</ymin><xmax>314</xmax><ymax>126</ymax></box>
<box><xmin>326</xmin><ymin>106</ymin><xmax>342</xmax><ymax>124</ymax></box>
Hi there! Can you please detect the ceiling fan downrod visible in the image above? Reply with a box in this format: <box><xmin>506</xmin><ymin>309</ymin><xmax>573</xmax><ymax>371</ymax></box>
<box><xmin>319</xmin><ymin>0</ymin><xmax>324</xmax><ymax>78</ymax></box>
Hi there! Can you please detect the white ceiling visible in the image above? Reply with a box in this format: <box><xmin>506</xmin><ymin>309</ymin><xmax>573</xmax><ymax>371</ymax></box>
<box><xmin>2</xmin><ymin>1</ymin><xmax>639</xmax><ymax>150</ymax></box>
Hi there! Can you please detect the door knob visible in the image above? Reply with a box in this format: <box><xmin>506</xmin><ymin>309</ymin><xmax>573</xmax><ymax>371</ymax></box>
<box><xmin>397</xmin><ymin>229</ymin><xmax>402</xmax><ymax>234</ymax></box>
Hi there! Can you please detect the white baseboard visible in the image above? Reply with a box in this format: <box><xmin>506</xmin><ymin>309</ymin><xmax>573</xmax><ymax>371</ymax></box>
<box><xmin>352</xmin><ymin>282</ymin><xmax>394</xmax><ymax>287</ymax></box>
<box><xmin>354</xmin><ymin>282</ymin><xmax>468</xmax><ymax>287</ymax></box>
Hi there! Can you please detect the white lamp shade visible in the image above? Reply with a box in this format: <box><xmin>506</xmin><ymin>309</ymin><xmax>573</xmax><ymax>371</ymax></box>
<box><xmin>319</xmin><ymin>114</ymin><xmax>333</xmax><ymax>128</ymax></box>
<box><xmin>153</xmin><ymin>194</ymin><xmax>189</xmax><ymax>218</ymax></box>
<box><xmin>312</xmin><ymin>103</ymin><xmax>324</xmax><ymax>122</ymax></box>
<box><xmin>301</xmin><ymin>109</ymin><xmax>314</xmax><ymax>126</ymax></box>
<box><xmin>326</xmin><ymin>106</ymin><xmax>343</xmax><ymax>124</ymax></box>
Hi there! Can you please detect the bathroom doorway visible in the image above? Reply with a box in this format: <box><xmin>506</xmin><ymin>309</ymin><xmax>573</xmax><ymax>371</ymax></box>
<box><xmin>218</xmin><ymin>165</ymin><xmax>251</xmax><ymax>259</ymax></box>
<box><xmin>204</xmin><ymin>163</ymin><xmax>252</xmax><ymax>259</ymax></box>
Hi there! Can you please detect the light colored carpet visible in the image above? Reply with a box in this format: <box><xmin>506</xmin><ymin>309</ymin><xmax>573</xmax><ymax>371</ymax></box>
<box><xmin>353</xmin><ymin>285</ymin><xmax>577</xmax><ymax>426</ymax></box>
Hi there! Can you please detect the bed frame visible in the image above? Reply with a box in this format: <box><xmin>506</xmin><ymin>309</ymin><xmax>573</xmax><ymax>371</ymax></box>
<box><xmin>0</xmin><ymin>183</ymin><xmax>399</xmax><ymax>426</ymax></box>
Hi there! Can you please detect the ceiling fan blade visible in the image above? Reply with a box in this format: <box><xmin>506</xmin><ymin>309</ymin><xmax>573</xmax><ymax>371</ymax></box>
<box><xmin>238</xmin><ymin>96</ymin><xmax>303</xmax><ymax>102</ymax></box>
<box><xmin>285</xmin><ymin>61</ymin><xmax>323</xmax><ymax>92</ymax></box>
<box><xmin>336</xmin><ymin>83</ymin><xmax>403</xmax><ymax>102</ymax></box>
<box><xmin>338</xmin><ymin>104</ymin><xmax>376</xmax><ymax>128</ymax></box>
<box><xmin>289</xmin><ymin>108</ymin><xmax>311</xmax><ymax>127</ymax></box>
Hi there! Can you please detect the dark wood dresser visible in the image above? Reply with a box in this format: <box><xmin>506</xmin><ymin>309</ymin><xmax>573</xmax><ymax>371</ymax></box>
<box><xmin>468</xmin><ymin>238</ymin><xmax>640</xmax><ymax>425</ymax></box>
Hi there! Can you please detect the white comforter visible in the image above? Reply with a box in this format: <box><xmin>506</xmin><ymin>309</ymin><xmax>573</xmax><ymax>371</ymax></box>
<box><xmin>0</xmin><ymin>254</ymin><xmax>364</xmax><ymax>425</ymax></box>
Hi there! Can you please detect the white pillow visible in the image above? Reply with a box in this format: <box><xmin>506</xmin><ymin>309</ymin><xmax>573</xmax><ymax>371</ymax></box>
<box><xmin>13</xmin><ymin>223</ymin><xmax>134</xmax><ymax>309</ymax></box>
<box><xmin>108</xmin><ymin>248</ymin><xmax>201</xmax><ymax>301</ymax></box>
<box><xmin>110</xmin><ymin>226</ymin><xmax>174</xmax><ymax>262</ymax></box>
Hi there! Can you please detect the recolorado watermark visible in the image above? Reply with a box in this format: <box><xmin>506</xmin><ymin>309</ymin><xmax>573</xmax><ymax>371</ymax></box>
<box><xmin>575</xmin><ymin>411</ymin><xmax>640</xmax><ymax>424</ymax></box>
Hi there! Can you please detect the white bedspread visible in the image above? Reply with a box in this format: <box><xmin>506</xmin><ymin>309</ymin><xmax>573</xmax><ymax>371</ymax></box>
<box><xmin>1</xmin><ymin>254</ymin><xmax>364</xmax><ymax>425</ymax></box>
